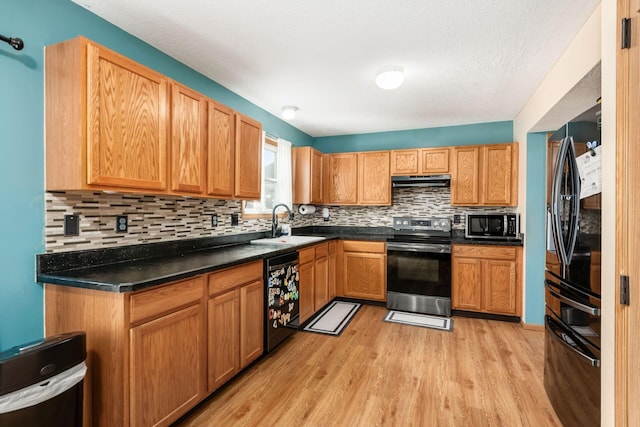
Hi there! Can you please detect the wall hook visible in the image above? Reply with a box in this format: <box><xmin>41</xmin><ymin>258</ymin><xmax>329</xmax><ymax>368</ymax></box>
<box><xmin>0</xmin><ymin>34</ymin><xmax>24</xmax><ymax>50</ymax></box>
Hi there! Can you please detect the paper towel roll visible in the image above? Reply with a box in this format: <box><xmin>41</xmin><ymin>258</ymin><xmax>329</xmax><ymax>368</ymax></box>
<box><xmin>298</xmin><ymin>204</ymin><xmax>316</xmax><ymax>215</ymax></box>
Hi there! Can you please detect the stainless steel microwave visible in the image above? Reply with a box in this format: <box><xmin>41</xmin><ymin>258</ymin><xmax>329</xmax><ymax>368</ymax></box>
<box><xmin>465</xmin><ymin>213</ymin><xmax>520</xmax><ymax>239</ymax></box>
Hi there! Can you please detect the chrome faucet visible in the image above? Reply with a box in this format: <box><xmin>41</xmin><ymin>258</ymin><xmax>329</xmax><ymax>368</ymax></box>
<box><xmin>271</xmin><ymin>203</ymin><xmax>294</xmax><ymax>237</ymax></box>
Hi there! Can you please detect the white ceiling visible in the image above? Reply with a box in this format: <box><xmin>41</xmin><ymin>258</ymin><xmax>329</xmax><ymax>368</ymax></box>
<box><xmin>71</xmin><ymin>0</ymin><xmax>600</xmax><ymax>138</ymax></box>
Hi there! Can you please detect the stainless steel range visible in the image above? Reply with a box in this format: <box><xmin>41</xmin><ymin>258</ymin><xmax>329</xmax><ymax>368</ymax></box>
<box><xmin>386</xmin><ymin>217</ymin><xmax>452</xmax><ymax>317</ymax></box>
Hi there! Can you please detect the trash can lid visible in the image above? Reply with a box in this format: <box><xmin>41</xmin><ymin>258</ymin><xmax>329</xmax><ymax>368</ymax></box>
<box><xmin>0</xmin><ymin>332</ymin><xmax>86</xmax><ymax>396</ymax></box>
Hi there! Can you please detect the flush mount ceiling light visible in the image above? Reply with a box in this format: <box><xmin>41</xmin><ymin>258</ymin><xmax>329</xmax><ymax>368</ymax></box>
<box><xmin>281</xmin><ymin>106</ymin><xmax>298</xmax><ymax>120</ymax></box>
<box><xmin>375</xmin><ymin>66</ymin><xmax>405</xmax><ymax>90</ymax></box>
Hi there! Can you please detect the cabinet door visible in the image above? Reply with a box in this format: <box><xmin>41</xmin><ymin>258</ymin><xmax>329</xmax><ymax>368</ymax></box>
<box><xmin>452</xmin><ymin>257</ymin><xmax>482</xmax><ymax>311</ymax></box>
<box><xmin>390</xmin><ymin>150</ymin><xmax>419</xmax><ymax>175</ymax></box>
<box><xmin>207</xmin><ymin>101</ymin><xmax>235</xmax><ymax>197</ymax></box>
<box><xmin>310</xmin><ymin>148</ymin><xmax>324</xmax><ymax>204</ymax></box>
<box><xmin>451</xmin><ymin>146</ymin><xmax>480</xmax><ymax>205</ymax></box>
<box><xmin>325</xmin><ymin>153</ymin><xmax>358</xmax><ymax>204</ymax></box>
<box><xmin>171</xmin><ymin>83</ymin><xmax>206</xmax><ymax>194</ymax></box>
<box><xmin>482</xmin><ymin>259</ymin><xmax>518</xmax><ymax>315</ymax></box>
<box><xmin>482</xmin><ymin>144</ymin><xmax>516</xmax><ymax>206</ymax></box>
<box><xmin>328</xmin><ymin>241</ymin><xmax>337</xmax><ymax>300</ymax></box>
<box><xmin>239</xmin><ymin>279</ymin><xmax>264</xmax><ymax>368</ymax></box>
<box><xmin>235</xmin><ymin>114</ymin><xmax>262</xmax><ymax>199</ymax></box>
<box><xmin>130</xmin><ymin>303</ymin><xmax>204</xmax><ymax>427</ymax></box>
<box><xmin>342</xmin><ymin>252</ymin><xmax>386</xmax><ymax>301</ymax></box>
<box><xmin>299</xmin><ymin>260</ymin><xmax>315</xmax><ymax>323</ymax></box>
<box><xmin>87</xmin><ymin>43</ymin><xmax>168</xmax><ymax>191</ymax></box>
<box><xmin>420</xmin><ymin>148</ymin><xmax>450</xmax><ymax>174</ymax></box>
<box><xmin>358</xmin><ymin>151</ymin><xmax>391</xmax><ymax>205</ymax></box>
<box><xmin>315</xmin><ymin>254</ymin><xmax>329</xmax><ymax>310</ymax></box>
<box><xmin>207</xmin><ymin>289</ymin><xmax>239</xmax><ymax>393</ymax></box>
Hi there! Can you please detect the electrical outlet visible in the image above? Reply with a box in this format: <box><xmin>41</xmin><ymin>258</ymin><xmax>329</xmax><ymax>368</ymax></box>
<box><xmin>211</xmin><ymin>214</ymin><xmax>218</xmax><ymax>227</ymax></box>
<box><xmin>231</xmin><ymin>213</ymin><xmax>239</xmax><ymax>226</ymax></box>
<box><xmin>453</xmin><ymin>215</ymin><xmax>461</xmax><ymax>224</ymax></box>
<box><xmin>116</xmin><ymin>215</ymin><xmax>128</xmax><ymax>233</ymax></box>
<box><xmin>64</xmin><ymin>215</ymin><xmax>79</xmax><ymax>236</ymax></box>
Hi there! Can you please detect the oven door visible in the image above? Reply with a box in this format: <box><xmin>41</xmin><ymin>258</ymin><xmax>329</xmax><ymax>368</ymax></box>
<box><xmin>386</xmin><ymin>242</ymin><xmax>451</xmax><ymax>316</ymax></box>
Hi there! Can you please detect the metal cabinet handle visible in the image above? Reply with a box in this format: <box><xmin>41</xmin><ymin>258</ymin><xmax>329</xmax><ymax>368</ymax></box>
<box><xmin>545</xmin><ymin>280</ymin><xmax>600</xmax><ymax>316</ymax></box>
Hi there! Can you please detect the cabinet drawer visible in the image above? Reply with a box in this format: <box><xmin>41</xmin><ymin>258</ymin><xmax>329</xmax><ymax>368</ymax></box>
<box><xmin>315</xmin><ymin>242</ymin><xmax>329</xmax><ymax>258</ymax></box>
<box><xmin>453</xmin><ymin>245</ymin><xmax>517</xmax><ymax>260</ymax></box>
<box><xmin>208</xmin><ymin>261</ymin><xmax>263</xmax><ymax>296</ymax></box>
<box><xmin>299</xmin><ymin>247</ymin><xmax>315</xmax><ymax>264</ymax></box>
<box><xmin>130</xmin><ymin>276</ymin><xmax>204</xmax><ymax>325</ymax></box>
<box><xmin>342</xmin><ymin>241</ymin><xmax>385</xmax><ymax>254</ymax></box>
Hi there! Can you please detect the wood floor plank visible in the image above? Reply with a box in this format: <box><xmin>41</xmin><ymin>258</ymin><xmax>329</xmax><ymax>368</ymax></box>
<box><xmin>178</xmin><ymin>305</ymin><xmax>561</xmax><ymax>426</ymax></box>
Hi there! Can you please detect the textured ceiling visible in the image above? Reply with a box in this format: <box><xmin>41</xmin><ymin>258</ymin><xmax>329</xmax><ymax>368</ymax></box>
<box><xmin>71</xmin><ymin>0</ymin><xmax>600</xmax><ymax>137</ymax></box>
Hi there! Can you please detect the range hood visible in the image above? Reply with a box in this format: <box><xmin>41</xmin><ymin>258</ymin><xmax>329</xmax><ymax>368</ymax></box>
<box><xmin>391</xmin><ymin>175</ymin><xmax>451</xmax><ymax>188</ymax></box>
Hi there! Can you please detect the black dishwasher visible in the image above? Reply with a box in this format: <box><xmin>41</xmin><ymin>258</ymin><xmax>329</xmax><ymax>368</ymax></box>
<box><xmin>265</xmin><ymin>252</ymin><xmax>300</xmax><ymax>352</ymax></box>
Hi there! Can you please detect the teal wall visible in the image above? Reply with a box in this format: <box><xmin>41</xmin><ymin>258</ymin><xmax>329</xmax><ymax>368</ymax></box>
<box><xmin>524</xmin><ymin>133</ymin><xmax>548</xmax><ymax>325</ymax></box>
<box><xmin>312</xmin><ymin>121</ymin><xmax>513</xmax><ymax>152</ymax></box>
<box><xmin>0</xmin><ymin>0</ymin><xmax>311</xmax><ymax>351</ymax></box>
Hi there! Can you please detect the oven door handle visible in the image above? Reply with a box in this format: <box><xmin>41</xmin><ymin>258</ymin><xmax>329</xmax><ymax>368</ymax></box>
<box><xmin>545</xmin><ymin>315</ymin><xmax>600</xmax><ymax>367</ymax></box>
<box><xmin>386</xmin><ymin>243</ymin><xmax>451</xmax><ymax>253</ymax></box>
<box><xmin>545</xmin><ymin>280</ymin><xmax>600</xmax><ymax>316</ymax></box>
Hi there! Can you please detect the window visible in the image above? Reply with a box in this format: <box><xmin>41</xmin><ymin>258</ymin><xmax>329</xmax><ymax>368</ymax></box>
<box><xmin>243</xmin><ymin>135</ymin><xmax>292</xmax><ymax>217</ymax></box>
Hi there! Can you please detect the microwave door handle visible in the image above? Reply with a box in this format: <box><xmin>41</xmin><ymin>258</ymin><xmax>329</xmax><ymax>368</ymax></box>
<box><xmin>544</xmin><ymin>281</ymin><xmax>601</xmax><ymax>316</ymax></box>
<box><xmin>545</xmin><ymin>315</ymin><xmax>600</xmax><ymax>367</ymax></box>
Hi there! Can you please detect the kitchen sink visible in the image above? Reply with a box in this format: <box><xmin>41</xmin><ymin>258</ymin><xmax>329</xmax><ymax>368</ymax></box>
<box><xmin>250</xmin><ymin>235</ymin><xmax>326</xmax><ymax>245</ymax></box>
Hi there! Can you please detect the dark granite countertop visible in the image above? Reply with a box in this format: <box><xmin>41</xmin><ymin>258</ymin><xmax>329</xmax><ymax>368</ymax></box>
<box><xmin>37</xmin><ymin>226</ymin><xmax>523</xmax><ymax>293</ymax></box>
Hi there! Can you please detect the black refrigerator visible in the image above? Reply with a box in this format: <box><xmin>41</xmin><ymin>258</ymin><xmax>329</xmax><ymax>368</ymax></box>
<box><xmin>544</xmin><ymin>113</ymin><xmax>601</xmax><ymax>427</ymax></box>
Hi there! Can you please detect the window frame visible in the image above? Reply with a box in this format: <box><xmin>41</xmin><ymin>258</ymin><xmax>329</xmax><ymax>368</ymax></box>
<box><xmin>242</xmin><ymin>137</ymin><xmax>285</xmax><ymax>219</ymax></box>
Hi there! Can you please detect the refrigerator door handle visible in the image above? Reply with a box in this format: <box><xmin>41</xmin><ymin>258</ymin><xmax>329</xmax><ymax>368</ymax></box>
<box><xmin>545</xmin><ymin>280</ymin><xmax>601</xmax><ymax>316</ymax></box>
<box><xmin>545</xmin><ymin>315</ymin><xmax>600</xmax><ymax>368</ymax></box>
<box><xmin>566</xmin><ymin>138</ymin><xmax>581</xmax><ymax>262</ymax></box>
<box><xmin>551</xmin><ymin>137</ymin><xmax>569</xmax><ymax>267</ymax></box>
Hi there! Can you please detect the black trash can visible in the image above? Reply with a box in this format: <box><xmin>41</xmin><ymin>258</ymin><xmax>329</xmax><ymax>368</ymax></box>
<box><xmin>0</xmin><ymin>332</ymin><xmax>86</xmax><ymax>427</ymax></box>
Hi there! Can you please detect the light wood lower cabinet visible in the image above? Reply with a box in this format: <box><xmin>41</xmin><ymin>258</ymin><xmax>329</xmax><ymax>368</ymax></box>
<box><xmin>130</xmin><ymin>303</ymin><xmax>205</xmax><ymax>427</ymax></box>
<box><xmin>44</xmin><ymin>260</ymin><xmax>264</xmax><ymax>426</ymax></box>
<box><xmin>298</xmin><ymin>242</ymin><xmax>330</xmax><ymax>323</ymax></box>
<box><xmin>452</xmin><ymin>244</ymin><xmax>522</xmax><ymax>316</ymax></box>
<box><xmin>339</xmin><ymin>240</ymin><xmax>386</xmax><ymax>301</ymax></box>
<box><xmin>207</xmin><ymin>261</ymin><xmax>263</xmax><ymax>393</ymax></box>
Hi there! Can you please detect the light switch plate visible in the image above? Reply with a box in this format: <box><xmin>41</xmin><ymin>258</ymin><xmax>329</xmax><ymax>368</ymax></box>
<box><xmin>64</xmin><ymin>215</ymin><xmax>79</xmax><ymax>236</ymax></box>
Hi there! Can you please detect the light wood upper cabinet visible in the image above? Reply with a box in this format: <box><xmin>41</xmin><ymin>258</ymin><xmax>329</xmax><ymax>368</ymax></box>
<box><xmin>207</xmin><ymin>101</ymin><xmax>236</xmax><ymax>198</ymax></box>
<box><xmin>46</xmin><ymin>37</ymin><xmax>169</xmax><ymax>193</ymax></box>
<box><xmin>452</xmin><ymin>244</ymin><xmax>522</xmax><ymax>316</ymax></box>
<box><xmin>390</xmin><ymin>149</ymin><xmax>420</xmax><ymax>175</ymax></box>
<box><xmin>293</xmin><ymin>146</ymin><xmax>323</xmax><ymax>204</ymax></box>
<box><xmin>358</xmin><ymin>151</ymin><xmax>391</xmax><ymax>205</ymax></box>
<box><xmin>451</xmin><ymin>143</ymin><xmax>518</xmax><ymax>206</ymax></box>
<box><xmin>481</xmin><ymin>144</ymin><xmax>517</xmax><ymax>205</ymax></box>
<box><xmin>235</xmin><ymin>114</ymin><xmax>262</xmax><ymax>199</ymax></box>
<box><xmin>451</xmin><ymin>146</ymin><xmax>480</xmax><ymax>204</ymax></box>
<box><xmin>421</xmin><ymin>147</ymin><xmax>450</xmax><ymax>174</ymax></box>
<box><xmin>324</xmin><ymin>153</ymin><xmax>358</xmax><ymax>204</ymax></box>
<box><xmin>171</xmin><ymin>82</ymin><xmax>207</xmax><ymax>194</ymax></box>
<box><xmin>390</xmin><ymin>148</ymin><xmax>450</xmax><ymax>176</ymax></box>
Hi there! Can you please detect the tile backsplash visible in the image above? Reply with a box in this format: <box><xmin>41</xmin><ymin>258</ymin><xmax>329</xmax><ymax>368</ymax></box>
<box><xmin>45</xmin><ymin>188</ymin><xmax>599</xmax><ymax>253</ymax></box>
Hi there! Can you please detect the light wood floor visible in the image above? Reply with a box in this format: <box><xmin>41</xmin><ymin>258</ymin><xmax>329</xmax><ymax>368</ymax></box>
<box><xmin>178</xmin><ymin>305</ymin><xmax>561</xmax><ymax>426</ymax></box>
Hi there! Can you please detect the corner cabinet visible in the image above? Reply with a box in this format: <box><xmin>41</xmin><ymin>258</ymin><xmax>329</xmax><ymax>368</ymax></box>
<box><xmin>452</xmin><ymin>244</ymin><xmax>522</xmax><ymax>316</ymax></box>
<box><xmin>339</xmin><ymin>240</ymin><xmax>386</xmax><ymax>301</ymax></box>
<box><xmin>451</xmin><ymin>143</ymin><xmax>518</xmax><ymax>206</ymax></box>
<box><xmin>46</xmin><ymin>36</ymin><xmax>169</xmax><ymax>193</ymax></box>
